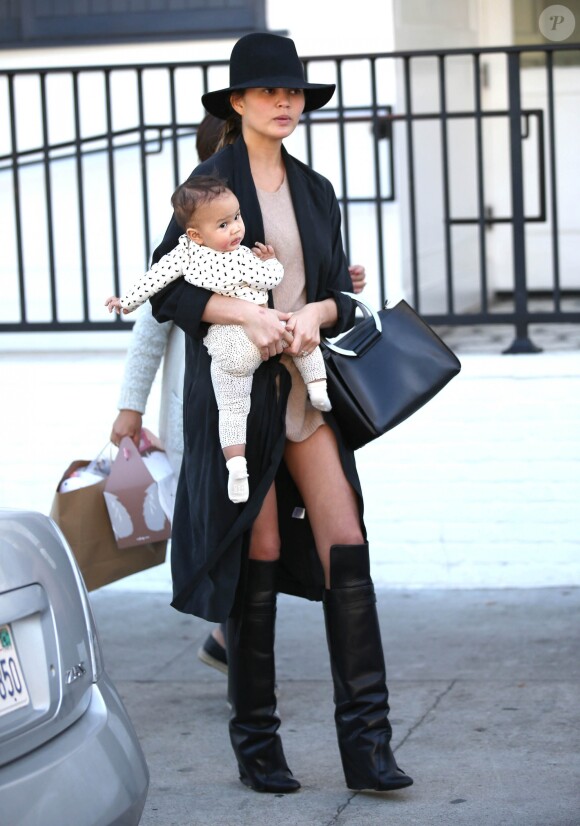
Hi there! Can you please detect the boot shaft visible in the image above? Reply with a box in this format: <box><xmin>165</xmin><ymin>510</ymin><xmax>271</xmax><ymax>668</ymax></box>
<box><xmin>323</xmin><ymin>543</ymin><xmax>412</xmax><ymax>791</ymax></box>
<box><xmin>328</xmin><ymin>543</ymin><xmax>371</xmax><ymax>589</ymax></box>
<box><xmin>226</xmin><ymin>558</ymin><xmax>300</xmax><ymax>793</ymax></box>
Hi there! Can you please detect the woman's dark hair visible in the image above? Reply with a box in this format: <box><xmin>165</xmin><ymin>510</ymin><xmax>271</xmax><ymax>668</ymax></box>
<box><xmin>216</xmin><ymin>111</ymin><xmax>242</xmax><ymax>150</ymax></box>
<box><xmin>171</xmin><ymin>175</ymin><xmax>230</xmax><ymax>230</ymax></box>
<box><xmin>196</xmin><ymin>113</ymin><xmax>224</xmax><ymax>162</ymax></box>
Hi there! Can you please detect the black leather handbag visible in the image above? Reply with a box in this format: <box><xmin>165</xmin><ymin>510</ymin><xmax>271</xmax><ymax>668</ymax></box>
<box><xmin>321</xmin><ymin>293</ymin><xmax>461</xmax><ymax>450</ymax></box>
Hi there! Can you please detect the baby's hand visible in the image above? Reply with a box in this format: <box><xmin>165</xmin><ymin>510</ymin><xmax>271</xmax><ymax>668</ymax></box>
<box><xmin>252</xmin><ymin>242</ymin><xmax>276</xmax><ymax>261</ymax></box>
<box><xmin>105</xmin><ymin>296</ymin><xmax>127</xmax><ymax>314</ymax></box>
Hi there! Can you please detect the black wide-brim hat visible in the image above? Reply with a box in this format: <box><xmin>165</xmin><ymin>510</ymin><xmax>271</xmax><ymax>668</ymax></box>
<box><xmin>202</xmin><ymin>33</ymin><xmax>336</xmax><ymax>120</ymax></box>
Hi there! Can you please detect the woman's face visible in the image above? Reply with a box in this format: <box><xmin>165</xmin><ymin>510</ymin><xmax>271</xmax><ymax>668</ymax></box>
<box><xmin>230</xmin><ymin>88</ymin><xmax>305</xmax><ymax>141</ymax></box>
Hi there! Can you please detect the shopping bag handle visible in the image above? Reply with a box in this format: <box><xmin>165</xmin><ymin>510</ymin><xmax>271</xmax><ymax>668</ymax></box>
<box><xmin>321</xmin><ymin>292</ymin><xmax>382</xmax><ymax>357</ymax></box>
<box><xmin>86</xmin><ymin>442</ymin><xmax>114</xmax><ymax>475</ymax></box>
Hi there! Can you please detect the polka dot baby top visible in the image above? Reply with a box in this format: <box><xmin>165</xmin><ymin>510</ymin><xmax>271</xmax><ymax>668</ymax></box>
<box><xmin>120</xmin><ymin>235</ymin><xmax>284</xmax><ymax>311</ymax></box>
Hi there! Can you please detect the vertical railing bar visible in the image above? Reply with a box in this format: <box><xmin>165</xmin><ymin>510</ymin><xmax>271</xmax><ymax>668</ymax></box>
<box><xmin>303</xmin><ymin>110</ymin><xmax>314</xmax><ymax>168</ymax></box>
<box><xmin>302</xmin><ymin>60</ymin><xmax>314</xmax><ymax>169</ymax></box>
<box><xmin>545</xmin><ymin>50</ymin><xmax>561</xmax><ymax>312</ymax></box>
<box><xmin>387</xmin><ymin>104</ymin><xmax>396</xmax><ymax>203</ymax></box>
<box><xmin>438</xmin><ymin>54</ymin><xmax>454</xmax><ymax>315</ymax></box>
<box><xmin>335</xmin><ymin>58</ymin><xmax>351</xmax><ymax>263</ymax></box>
<box><xmin>137</xmin><ymin>68</ymin><xmax>151</xmax><ymax>266</ymax></box>
<box><xmin>40</xmin><ymin>72</ymin><xmax>58</xmax><ymax>321</ymax></box>
<box><xmin>370</xmin><ymin>57</ymin><xmax>386</xmax><ymax>308</ymax></box>
<box><xmin>72</xmin><ymin>70</ymin><xmax>90</xmax><ymax>320</ymax></box>
<box><xmin>403</xmin><ymin>56</ymin><xmax>420</xmax><ymax>310</ymax></box>
<box><xmin>535</xmin><ymin>111</ymin><xmax>547</xmax><ymax>222</ymax></box>
<box><xmin>8</xmin><ymin>73</ymin><xmax>27</xmax><ymax>323</ymax></box>
<box><xmin>473</xmin><ymin>52</ymin><xmax>489</xmax><ymax>314</ymax></box>
<box><xmin>104</xmin><ymin>69</ymin><xmax>121</xmax><ymax>305</ymax></box>
<box><xmin>170</xmin><ymin>65</ymin><xmax>180</xmax><ymax>189</ymax></box>
<box><xmin>503</xmin><ymin>51</ymin><xmax>540</xmax><ymax>353</ymax></box>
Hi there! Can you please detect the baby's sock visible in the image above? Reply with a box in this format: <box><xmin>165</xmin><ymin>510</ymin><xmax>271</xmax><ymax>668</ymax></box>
<box><xmin>307</xmin><ymin>379</ymin><xmax>332</xmax><ymax>412</ymax></box>
<box><xmin>225</xmin><ymin>455</ymin><xmax>249</xmax><ymax>503</ymax></box>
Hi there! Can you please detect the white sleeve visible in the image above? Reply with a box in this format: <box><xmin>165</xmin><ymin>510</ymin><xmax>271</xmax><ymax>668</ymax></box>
<box><xmin>120</xmin><ymin>238</ymin><xmax>192</xmax><ymax>311</ymax></box>
<box><xmin>117</xmin><ymin>303</ymin><xmax>171</xmax><ymax>413</ymax></box>
<box><xmin>242</xmin><ymin>255</ymin><xmax>284</xmax><ymax>291</ymax></box>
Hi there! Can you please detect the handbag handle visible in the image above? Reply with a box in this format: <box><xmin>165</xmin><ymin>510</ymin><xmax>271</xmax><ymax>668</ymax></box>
<box><xmin>322</xmin><ymin>291</ymin><xmax>382</xmax><ymax>357</ymax></box>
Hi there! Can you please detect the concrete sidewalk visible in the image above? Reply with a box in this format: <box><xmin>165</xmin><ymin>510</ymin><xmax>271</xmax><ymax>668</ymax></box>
<box><xmin>2</xmin><ymin>347</ymin><xmax>580</xmax><ymax>589</ymax></box>
<box><xmin>90</xmin><ymin>585</ymin><xmax>580</xmax><ymax>826</ymax></box>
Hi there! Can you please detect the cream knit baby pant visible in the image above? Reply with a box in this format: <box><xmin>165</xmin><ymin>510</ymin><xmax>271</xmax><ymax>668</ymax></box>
<box><xmin>204</xmin><ymin>322</ymin><xmax>327</xmax><ymax>449</ymax></box>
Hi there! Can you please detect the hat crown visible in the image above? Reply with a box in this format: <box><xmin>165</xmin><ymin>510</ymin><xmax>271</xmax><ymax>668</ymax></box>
<box><xmin>201</xmin><ymin>33</ymin><xmax>335</xmax><ymax>120</ymax></box>
<box><xmin>229</xmin><ymin>33</ymin><xmax>306</xmax><ymax>88</ymax></box>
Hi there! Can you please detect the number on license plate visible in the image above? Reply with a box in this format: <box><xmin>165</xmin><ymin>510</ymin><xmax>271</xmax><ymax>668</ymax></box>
<box><xmin>0</xmin><ymin>624</ymin><xmax>31</xmax><ymax>717</ymax></box>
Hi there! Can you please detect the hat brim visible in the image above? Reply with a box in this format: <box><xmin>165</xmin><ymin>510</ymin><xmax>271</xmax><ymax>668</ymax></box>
<box><xmin>201</xmin><ymin>77</ymin><xmax>336</xmax><ymax>120</ymax></box>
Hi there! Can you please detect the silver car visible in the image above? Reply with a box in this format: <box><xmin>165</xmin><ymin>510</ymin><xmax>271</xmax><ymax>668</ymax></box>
<box><xmin>0</xmin><ymin>510</ymin><xmax>149</xmax><ymax>826</ymax></box>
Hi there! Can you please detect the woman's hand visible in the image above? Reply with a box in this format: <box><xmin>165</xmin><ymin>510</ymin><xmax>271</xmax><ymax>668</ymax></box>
<box><xmin>242</xmin><ymin>305</ymin><xmax>294</xmax><ymax>361</ymax></box>
<box><xmin>284</xmin><ymin>300</ymin><xmax>336</xmax><ymax>358</ymax></box>
<box><xmin>348</xmin><ymin>264</ymin><xmax>366</xmax><ymax>294</ymax></box>
<box><xmin>110</xmin><ymin>409</ymin><xmax>143</xmax><ymax>447</ymax></box>
<box><xmin>202</xmin><ymin>294</ymin><xmax>293</xmax><ymax>361</ymax></box>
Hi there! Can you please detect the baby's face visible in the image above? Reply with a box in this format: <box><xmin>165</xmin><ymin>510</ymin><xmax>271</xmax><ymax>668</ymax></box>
<box><xmin>190</xmin><ymin>191</ymin><xmax>245</xmax><ymax>253</ymax></box>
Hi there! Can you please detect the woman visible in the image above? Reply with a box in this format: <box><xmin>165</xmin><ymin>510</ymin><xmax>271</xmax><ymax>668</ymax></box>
<box><xmin>111</xmin><ymin>111</ymin><xmax>365</xmax><ymax>672</ymax></box>
<box><xmin>149</xmin><ymin>32</ymin><xmax>413</xmax><ymax>795</ymax></box>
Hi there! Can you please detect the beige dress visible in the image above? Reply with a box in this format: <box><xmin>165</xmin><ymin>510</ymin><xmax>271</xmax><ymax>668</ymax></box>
<box><xmin>257</xmin><ymin>178</ymin><xmax>326</xmax><ymax>442</ymax></box>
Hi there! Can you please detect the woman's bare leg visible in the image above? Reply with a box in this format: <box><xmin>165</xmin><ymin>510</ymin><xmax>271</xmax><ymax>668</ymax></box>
<box><xmin>283</xmin><ymin>425</ymin><xmax>364</xmax><ymax>586</ymax></box>
<box><xmin>248</xmin><ymin>481</ymin><xmax>280</xmax><ymax>560</ymax></box>
<box><xmin>285</xmin><ymin>425</ymin><xmax>412</xmax><ymax>791</ymax></box>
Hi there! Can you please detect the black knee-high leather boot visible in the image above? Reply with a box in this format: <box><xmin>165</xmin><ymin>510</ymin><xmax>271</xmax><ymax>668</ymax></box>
<box><xmin>226</xmin><ymin>559</ymin><xmax>300</xmax><ymax>793</ymax></box>
<box><xmin>323</xmin><ymin>543</ymin><xmax>413</xmax><ymax>791</ymax></box>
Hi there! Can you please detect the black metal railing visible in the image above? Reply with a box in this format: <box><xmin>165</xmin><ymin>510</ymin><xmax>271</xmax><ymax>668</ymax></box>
<box><xmin>1</xmin><ymin>43</ymin><xmax>579</xmax><ymax>351</ymax></box>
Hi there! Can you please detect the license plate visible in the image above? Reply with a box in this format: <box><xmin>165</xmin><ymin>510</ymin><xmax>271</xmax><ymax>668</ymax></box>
<box><xmin>0</xmin><ymin>624</ymin><xmax>31</xmax><ymax>717</ymax></box>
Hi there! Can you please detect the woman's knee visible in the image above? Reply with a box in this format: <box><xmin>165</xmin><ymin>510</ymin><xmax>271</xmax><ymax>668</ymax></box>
<box><xmin>331</xmin><ymin>527</ymin><xmax>365</xmax><ymax>548</ymax></box>
<box><xmin>248</xmin><ymin>535</ymin><xmax>281</xmax><ymax>561</ymax></box>
<box><xmin>248</xmin><ymin>482</ymin><xmax>280</xmax><ymax>560</ymax></box>
<box><xmin>249</xmin><ymin>516</ymin><xmax>281</xmax><ymax>561</ymax></box>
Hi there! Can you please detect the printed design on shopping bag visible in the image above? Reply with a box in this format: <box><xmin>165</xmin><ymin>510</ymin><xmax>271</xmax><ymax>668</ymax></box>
<box><xmin>103</xmin><ymin>483</ymin><xmax>166</xmax><ymax>540</ymax></box>
<box><xmin>104</xmin><ymin>436</ymin><xmax>174</xmax><ymax>548</ymax></box>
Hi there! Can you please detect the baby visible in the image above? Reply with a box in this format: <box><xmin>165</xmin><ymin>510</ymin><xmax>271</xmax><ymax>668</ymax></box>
<box><xmin>106</xmin><ymin>175</ymin><xmax>331</xmax><ymax>504</ymax></box>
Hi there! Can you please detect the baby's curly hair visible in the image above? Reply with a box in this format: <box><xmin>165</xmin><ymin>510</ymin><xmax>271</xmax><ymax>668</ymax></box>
<box><xmin>171</xmin><ymin>174</ymin><xmax>231</xmax><ymax>230</ymax></box>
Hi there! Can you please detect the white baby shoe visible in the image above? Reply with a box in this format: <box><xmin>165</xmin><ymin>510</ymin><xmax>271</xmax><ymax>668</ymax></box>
<box><xmin>308</xmin><ymin>379</ymin><xmax>332</xmax><ymax>412</ymax></box>
<box><xmin>226</xmin><ymin>456</ymin><xmax>249</xmax><ymax>503</ymax></box>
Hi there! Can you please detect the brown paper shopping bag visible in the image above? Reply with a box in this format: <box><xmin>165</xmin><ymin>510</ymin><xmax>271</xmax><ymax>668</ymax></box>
<box><xmin>50</xmin><ymin>459</ymin><xmax>167</xmax><ymax>592</ymax></box>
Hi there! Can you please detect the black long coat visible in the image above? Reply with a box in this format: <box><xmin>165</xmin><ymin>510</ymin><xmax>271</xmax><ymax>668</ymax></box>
<box><xmin>150</xmin><ymin>137</ymin><xmax>366</xmax><ymax>622</ymax></box>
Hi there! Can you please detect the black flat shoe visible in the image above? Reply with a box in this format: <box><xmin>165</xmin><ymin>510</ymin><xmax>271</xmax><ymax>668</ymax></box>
<box><xmin>197</xmin><ymin>630</ymin><xmax>228</xmax><ymax>675</ymax></box>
